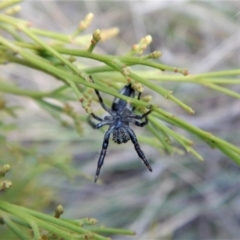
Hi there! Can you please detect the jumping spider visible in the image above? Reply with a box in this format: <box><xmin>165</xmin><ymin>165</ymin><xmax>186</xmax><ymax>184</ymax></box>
<box><xmin>88</xmin><ymin>76</ymin><xmax>152</xmax><ymax>182</ymax></box>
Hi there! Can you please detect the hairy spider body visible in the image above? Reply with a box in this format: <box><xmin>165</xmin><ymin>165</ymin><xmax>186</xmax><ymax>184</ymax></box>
<box><xmin>89</xmin><ymin>76</ymin><xmax>152</xmax><ymax>182</ymax></box>
<box><xmin>112</xmin><ymin>127</ymin><xmax>130</xmax><ymax>144</ymax></box>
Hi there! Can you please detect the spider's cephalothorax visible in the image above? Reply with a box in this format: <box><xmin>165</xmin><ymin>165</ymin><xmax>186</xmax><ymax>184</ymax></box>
<box><xmin>88</xmin><ymin>76</ymin><xmax>152</xmax><ymax>182</ymax></box>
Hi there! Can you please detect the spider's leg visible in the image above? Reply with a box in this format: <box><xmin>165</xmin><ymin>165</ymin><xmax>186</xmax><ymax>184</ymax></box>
<box><xmin>88</xmin><ymin>117</ymin><xmax>111</xmax><ymax>129</ymax></box>
<box><xmin>126</xmin><ymin>127</ymin><xmax>152</xmax><ymax>172</ymax></box>
<box><xmin>132</xmin><ymin>92</ymin><xmax>141</xmax><ymax>112</ymax></box>
<box><xmin>95</xmin><ymin>121</ymin><xmax>111</xmax><ymax>129</ymax></box>
<box><xmin>128</xmin><ymin>109</ymin><xmax>152</xmax><ymax>120</ymax></box>
<box><xmin>88</xmin><ymin>113</ymin><xmax>102</xmax><ymax>129</ymax></box>
<box><xmin>88</xmin><ymin>117</ymin><xmax>98</xmax><ymax>129</ymax></box>
<box><xmin>89</xmin><ymin>76</ymin><xmax>111</xmax><ymax>113</ymax></box>
<box><xmin>132</xmin><ymin>119</ymin><xmax>148</xmax><ymax>127</ymax></box>
<box><xmin>94</xmin><ymin>126</ymin><xmax>114</xmax><ymax>183</ymax></box>
<box><xmin>91</xmin><ymin>113</ymin><xmax>103</xmax><ymax>121</ymax></box>
<box><xmin>127</xmin><ymin>109</ymin><xmax>151</xmax><ymax>127</ymax></box>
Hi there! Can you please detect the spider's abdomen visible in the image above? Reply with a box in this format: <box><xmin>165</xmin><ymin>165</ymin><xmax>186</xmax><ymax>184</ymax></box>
<box><xmin>112</xmin><ymin>127</ymin><xmax>130</xmax><ymax>144</ymax></box>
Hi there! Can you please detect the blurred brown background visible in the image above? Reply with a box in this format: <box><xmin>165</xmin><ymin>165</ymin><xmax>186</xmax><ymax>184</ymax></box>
<box><xmin>2</xmin><ymin>1</ymin><xmax>240</xmax><ymax>239</ymax></box>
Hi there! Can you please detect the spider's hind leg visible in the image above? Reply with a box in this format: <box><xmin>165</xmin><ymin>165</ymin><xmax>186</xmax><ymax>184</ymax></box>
<box><xmin>126</xmin><ymin>127</ymin><xmax>152</xmax><ymax>172</ymax></box>
<box><xmin>94</xmin><ymin>126</ymin><xmax>114</xmax><ymax>183</ymax></box>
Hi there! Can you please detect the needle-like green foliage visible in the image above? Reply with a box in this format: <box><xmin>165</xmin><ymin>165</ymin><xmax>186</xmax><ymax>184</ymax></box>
<box><xmin>1</xmin><ymin>8</ymin><xmax>240</xmax><ymax>163</ymax></box>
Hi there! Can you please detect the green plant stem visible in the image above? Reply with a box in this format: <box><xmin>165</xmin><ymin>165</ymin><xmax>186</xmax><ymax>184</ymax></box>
<box><xmin>0</xmin><ymin>23</ymin><xmax>24</xmax><ymax>41</ymax></box>
<box><xmin>4</xmin><ymin>42</ymin><xmax>240</xmax><ymax>83</ymax></box>
<box><xmin>0</xmin><ymin>81</ymin><xmax>52</xmax><ymax>98</ymax></box>
<box><xmin>18</xmin><ymin>25</ymin><xmax>82</xmax><ymax>77</ymax></box>
<box><xmin>30</xmin><ymin>221</ymin><xmax>42</xmax><ymax>240</ymax></box>
<box><xmin>151</xmin><ymin>118</ymin><xmax>203</xmax><ymax>161</ymax></box>
<box><xmin>0</xmin><ymin>200</ymin><xmax>110</xmax><ymax>240</ymax></box>
<box><xmin>202</xmin><ymin>82</ymin><xmax>240</xmax><ymax>99</ymax></box>
<box><xmin>0</xmin><ymin>36</ymin><xmax>157</xmax><ymax>108</ymax></box>
<box><xmin>80</xmin><ymin>70</ymin><xmax>240</xmax><ymax>85</ymax></box>
<box><xmin>87</xmin><ymin>227</ymin><xmax>135</xmax><ymax>235</ymax></box>
<box><xmin>147</xmin><ymin>123</ymin><xmax>173</xmax><ymax>153</ymax></box>
<box><xmin>5</xmin><ymin>40</ymin><xmax>240</xmax><ymax>101</ymax></box>
<box><xmin>53</xmin><ymin>46</ymin><xmax>188</xmax><ymax>74</ymax></box>
<box><xmin>30</xmin><ymin>27</ymin><xmax>73</xmax><ymax>43</ymax></box>
<box><xmin>88</xmin><ymin>37</ymin><xmax>98</xmax><ymax>52</ymax></box>
<box><xmin>0</xmin><ymin>36</ymin><xmax>82</xmax><ymax>99</ymax></box>
<box><xmin>6</xmin><ymin>40</ymin><xmax>187</xmax><ymax>74</ymax></box>
<box><xmin>149</xmin><ymin>116</ymin><xmax>203</xmax><ymax>161</ymax></box>
<box><xmin>153</xmin><ymin>109</ymin><xmax>240</xmax><ymax>161</ymax></box>
<box><xmin>3</xmin><ymin>216</ymin><xmax>28</xmax><ymax>240</ymax></box>
<box><xmin>214</xmin><ymin>143</ymin><xmax>240</xmax><ymax>165</ymax></box>
<box><xmin>102</xmin><ymin>59</ymin><xmax>194</xmax><ymax>113</ymax></box>
<box><xmin>62</xmin><ymin>218</ymin><xmax>96</xmax><ymax>227</ymax></box>
<box><xmin>138</xmin><ymin>135</ymin><xmax>165</xmax><ymax>149</ymax></box>
<box><xmin>194</xmin><ymin>69</ymin><xmax>240</xmax><ymax>78</ymax></box>
<box><xmin>0</xmin><ymin>15</ymin><xmax>84</xmax><ymax>99</ymax></box>
<box><xmin>149</xmin><ymin>116</ymin><xmax>193</xmax><ymax>146</ymax></box>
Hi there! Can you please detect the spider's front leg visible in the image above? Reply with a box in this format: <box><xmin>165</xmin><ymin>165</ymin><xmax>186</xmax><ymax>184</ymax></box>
<box><xmin>94</xmin><ymin>126</ymin><xmax>114</xmax><ymax>183</ymax></box>
<box><xmin>128</xmin><ymin>108</ymin><xmax>152</xmax><ymax>127</ymax></box>
<box><xmin>132</xmin><ymin>92</ymin><xmax>141</xmax><ymax>112</ymax></box>
<box><xmin>88</xmin><ymin>113</ymin><xmax>103</xmax><ymax>129</ymax></box>
<box><xmin>89</xmin><ymin>76</ymin><xmax>111</xmax><ymax>113</ymax></box>
<box><xmin>126</xmin><ymin>127</ymin><xmax>152</xmax><ymax>172</ymax></box>
<box><xmin>132</xmin><ymin>120</ymin><xmax>148</xmax><ymax>127</ymax></box>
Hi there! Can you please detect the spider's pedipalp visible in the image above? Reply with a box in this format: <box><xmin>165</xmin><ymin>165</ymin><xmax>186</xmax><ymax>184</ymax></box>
<box><xmin>94</xmin><ymin>126</ymin><xmax>114</xmax><ymax>183</ymax></box>
<box><xmin>126</xmin><ymin>127</ymin><xmax>152</xmax><ymax>172</ymax></box>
